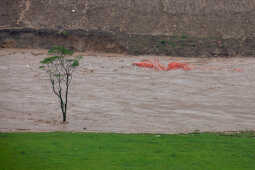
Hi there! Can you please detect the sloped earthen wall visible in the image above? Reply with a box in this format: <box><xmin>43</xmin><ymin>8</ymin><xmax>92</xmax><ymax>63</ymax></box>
<box><xmin>1</xmin><ymin>0</ymin><xmax>255</xmax><ymax>56</ymax></box>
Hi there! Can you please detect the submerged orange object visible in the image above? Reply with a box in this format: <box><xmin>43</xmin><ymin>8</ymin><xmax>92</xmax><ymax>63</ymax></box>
<box><xmin>133</xmin><ymin>61</ymin><xmax>154</xmax><ymax>68</ymax></box>
<box><xmin>133</xmin><ymin>59</ymin><xmax>191</xmax><ymax>71</ymax></box>
<box><xmin>233</xmin><ymin>68</ymin><xmax>243</xmax><ymax>72</ymax></box>
<box><xmin>167</xmin><ymin>62</ymin><xmax>191</xmax><ymax>71</ymax></box>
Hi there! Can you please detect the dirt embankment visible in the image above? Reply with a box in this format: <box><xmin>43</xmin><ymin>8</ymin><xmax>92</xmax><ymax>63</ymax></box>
<box><xmin>1</xmin><ymin>0</ymin><xmax>255</xmax><ymax>56</ymax></box>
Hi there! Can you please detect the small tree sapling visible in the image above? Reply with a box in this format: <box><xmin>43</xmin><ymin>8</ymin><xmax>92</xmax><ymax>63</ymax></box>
<box><xmin>40</xmin><ymin>46</ymin><xmax>82</xmax><ymax>122</ymax></box>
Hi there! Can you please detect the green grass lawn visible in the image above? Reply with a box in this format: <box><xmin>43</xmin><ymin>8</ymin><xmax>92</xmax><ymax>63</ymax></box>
<box><xmin>0</xmin><ymin>132</ymin><xmax>255</xmax><ymax>170</ymax></box>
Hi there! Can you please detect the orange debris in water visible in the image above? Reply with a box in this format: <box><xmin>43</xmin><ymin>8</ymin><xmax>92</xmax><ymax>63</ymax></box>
<box><xmin>133</xmin><ymin>58</ymin><xmax>191</xmax><ymax>71</ymax></box>
<box><xmin>233</xmin><ymin>68</ymin><xmax>244</xmax><ymax>72</ymax></box>
<box><xmin>133</xmin><ymin>60</ymin><xmax>154</xmax><ymax>68</ymax></box>
<box><xmin>167</xmin><ymin>62</ymin><xmax>191</xmax><ymax>71</ymax></box>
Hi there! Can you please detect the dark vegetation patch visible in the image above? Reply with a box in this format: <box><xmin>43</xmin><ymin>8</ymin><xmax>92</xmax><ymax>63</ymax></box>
<box><xmin>1</xmin><ymin>28</ymin><xmax>255</xmax><ymax>57</ymax></box>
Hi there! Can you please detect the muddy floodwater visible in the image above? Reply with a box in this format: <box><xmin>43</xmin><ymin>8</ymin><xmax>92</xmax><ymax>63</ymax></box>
<box><xmin>1</xmin><ymin>49</ymin><xmax>255</xmax><ymax>133</ymax></box>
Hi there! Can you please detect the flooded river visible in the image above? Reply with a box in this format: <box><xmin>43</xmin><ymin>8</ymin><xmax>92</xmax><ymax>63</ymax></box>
<box><xmin>0</xmin><ymin>49</ymin><xmax>255</xmax><ymax>133</ymax></box>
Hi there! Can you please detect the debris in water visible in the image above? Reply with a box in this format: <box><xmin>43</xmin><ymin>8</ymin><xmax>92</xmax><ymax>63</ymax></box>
<box><xmin>133</xmin><ymin>58</ymin><xmax>191</xmax><ymax>71</ymax></box>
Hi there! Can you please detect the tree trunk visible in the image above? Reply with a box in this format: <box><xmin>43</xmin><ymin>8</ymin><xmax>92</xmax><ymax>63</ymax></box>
<box><xmin>63</xmin><ymin>111</ymin><xmax>66</xmax><ymax>122</ymax></box>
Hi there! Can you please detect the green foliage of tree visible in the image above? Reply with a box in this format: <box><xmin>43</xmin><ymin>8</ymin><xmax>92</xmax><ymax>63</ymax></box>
<box><xmin>40</xmin><ymin>46</ymin><xmax>82</xmax><ymax>122</ymax></box>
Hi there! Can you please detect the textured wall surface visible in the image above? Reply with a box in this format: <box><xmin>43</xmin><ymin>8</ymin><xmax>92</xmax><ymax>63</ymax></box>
<box><xmin>1</xmin><ymin>0</ymin><xmax>255</xmax><ymax>56</ymax></box>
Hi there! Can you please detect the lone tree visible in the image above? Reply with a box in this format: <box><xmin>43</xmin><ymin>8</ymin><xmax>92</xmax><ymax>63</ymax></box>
<box><xmin>40</xmin><ymin>46</ymin><xmax>82</xmax><ymax>122</ymax></box>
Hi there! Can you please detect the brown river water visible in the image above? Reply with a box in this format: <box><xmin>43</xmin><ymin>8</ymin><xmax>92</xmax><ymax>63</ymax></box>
<box><xmin>0</xmin><ymin>49</ymin><xmax>255</xmax><ymax>133</ymax></box>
